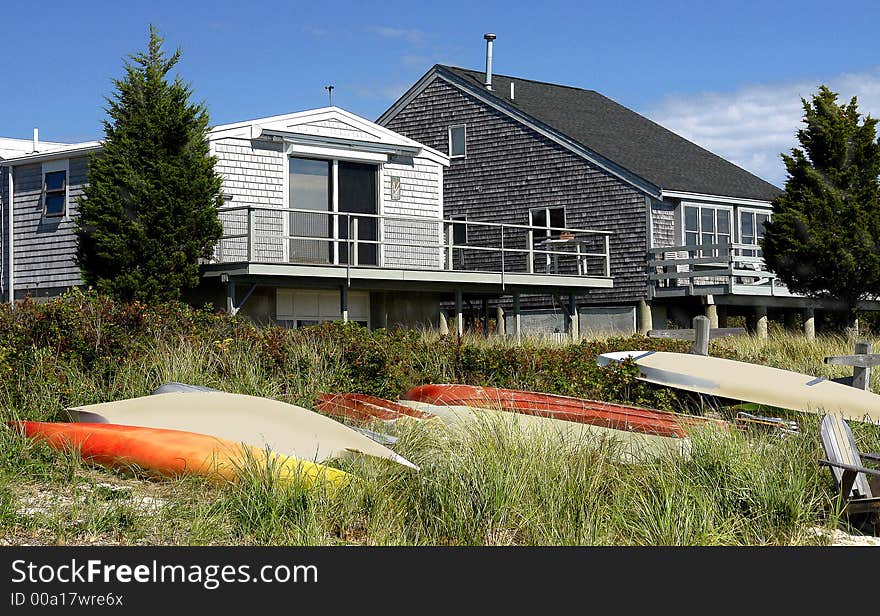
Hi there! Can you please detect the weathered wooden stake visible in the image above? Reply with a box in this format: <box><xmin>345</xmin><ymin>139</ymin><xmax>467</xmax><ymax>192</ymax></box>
<box><xmin>691</xmin><ymin>315</ymin><xmax>710</xmax><ymax>356</ymax></box>
<box><xmin>852</xmin><ymin>340</ymin><xmax>872</xmax><ymax>391</ymax></box>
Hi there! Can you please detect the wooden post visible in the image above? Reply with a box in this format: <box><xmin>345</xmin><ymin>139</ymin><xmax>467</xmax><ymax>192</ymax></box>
<box><xmin>637</xmin><ymin>299</ymin><xmax>652</xmax><ymax>335</ymax></box>
<box><xmin>804</xmin><ymin>307</ymin><xmax>815</xmax><ymax>341</ymax></box>
<box><xmin>481</xmin><ymin>298</ymin><xmax>489</xmax><ymax>337</ymax></box>
<box><xmin>455</xmin><ymin>289</ymin><xmax>464</xmax><ymax>339</ymax></box>
<box><xmin>852</xmin><ymin>340</ymin><xmax>872</xmax><ymax>391</ymax></box>
<box><xmin>692</xmin><ymin>315</ymin><xmax>710</xmax><ymax>356</ymax></box>
<box><xmin>568</xmin><ymin>291</ymin><xmax>579</xmax><ymax>341</ymax></box>
<box><xmin>496</xmin><ymin>305</ymin><xmax>505</xmax><ymax>337</ymax></box>
<box><xmin>225</xmin><ymin>279</ymin><xmax>236</xmax><ymax>315</ymax></box>
<box><xmin>513</xmin><ymin>291</ymin><xmax>521</xmax><ymax>343</ymax></box>
<box><xmin>755</xmin><ymin>306</ymin><xmax>768</xmax><ymax>339</ymax></box>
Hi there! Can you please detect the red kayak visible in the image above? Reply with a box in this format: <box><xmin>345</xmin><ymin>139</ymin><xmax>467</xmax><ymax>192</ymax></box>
<box><xmin>12</xmin><ymin>421</ymin><xmax>350</xmax><ymax>487</ymax></box>
<box><xmin>401</xmin><ymin>384</ymin><xmax>724</xmax><ymax>438</ymax></box>
<box><xmin>315</xmin><ymin>393</ymin><xmax>434</xmax><ymax>423</ymax></box>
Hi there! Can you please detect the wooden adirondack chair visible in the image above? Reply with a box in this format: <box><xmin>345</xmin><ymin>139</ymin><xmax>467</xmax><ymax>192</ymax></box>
<box><xmin>818</xmin><ymin>414</ymin><xmax>880</xmax><ymax>530</ymax></box>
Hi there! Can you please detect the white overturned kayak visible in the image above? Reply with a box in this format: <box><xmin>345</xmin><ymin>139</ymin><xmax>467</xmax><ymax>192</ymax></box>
<box><xmin>598</xmin><ymin>351</ymin><xmax>880</xmax><ymax>423</ymax></box>
<box><xmin>396</xmin><ymin>400</ymin><xmax>690</xmax><ymax>462</ymax></box>
<box><xmin>67</xmin><ymin>391</ymin><xmax>417</xmax><ymax>469</ymax></box>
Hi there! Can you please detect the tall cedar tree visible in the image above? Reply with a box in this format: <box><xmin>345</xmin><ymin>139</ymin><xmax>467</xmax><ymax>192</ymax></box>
<box><xmin>77</xmin><ymin>26</ymin><xmax>224</xmax><ymax>302</ymax></box>
<box><xmin>762</xmin><ymin>86</ymin><xmax>880</xmax><ymax>316</ymax></box>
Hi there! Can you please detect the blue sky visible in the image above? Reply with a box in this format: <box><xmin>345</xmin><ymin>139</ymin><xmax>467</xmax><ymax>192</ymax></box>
<box><xmin>3</xmin><ymin>0</ymin><xmax>880</xmax><ymax>186</ymax></box>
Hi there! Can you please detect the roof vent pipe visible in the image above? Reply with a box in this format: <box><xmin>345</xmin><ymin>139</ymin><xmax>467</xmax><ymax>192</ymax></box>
<box><xmin>510</xmin><ymin>81</ymin><xmax>515</xmax><ymax>100</ymax></box>
<box><xmin>483</xmin><ymin>33</ymin><xmax>496</xmax><ymax>90</ymax></box>
<box><xmin>32</xmin><ymin>128</ymin><xmax>39</xmax><ymax>153</ymax></box>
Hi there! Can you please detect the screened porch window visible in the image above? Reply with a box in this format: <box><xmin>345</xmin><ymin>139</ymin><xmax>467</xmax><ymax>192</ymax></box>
<box><xmin>683</xmin><ymin>204</ymin><xmax>731</xmax><ymax>257</ymax></box>
<box><xmin>740</xmin><ymin>210</ymin><xmax>770</xmax><ymax>257</ymax></box>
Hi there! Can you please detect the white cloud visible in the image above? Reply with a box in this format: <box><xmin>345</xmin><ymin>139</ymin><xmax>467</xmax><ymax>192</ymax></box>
<box><xmin>369</xmin><ymin>26</ymin><xmax>424</xmax><ymax>44</ymax></box>
<box><xmin>641</xmin><ymin>67</ymin><xmax>880</xmax><ymax>187</ymax></box>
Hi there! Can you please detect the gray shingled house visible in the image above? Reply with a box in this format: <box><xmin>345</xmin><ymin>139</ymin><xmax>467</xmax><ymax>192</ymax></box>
<box><xmin>378</xmin><ymin>48</ymin><xmax>837</xmax><ymax>337</ymax></box>
<box><xmin>1</xmin><ymin>108</ymin><xmax>615</xmax><ymax>332</ymax></box>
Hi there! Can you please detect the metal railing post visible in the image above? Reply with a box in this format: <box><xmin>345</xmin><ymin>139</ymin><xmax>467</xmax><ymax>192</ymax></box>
<box><xmin>446</xmin><ymin>221</ymin><xmax>454</xmax><ymax>270</ymax></box>
<box><xmin>247</xmin><ymin>207</ymin><xmax>254</xmax><ymax>262</ymax></box>
<box><xmin>604</xmin><ymin>235</ymin><xmax>611</xmax><ymax>277</ymax></box>
<box><xmin>527</xmin><ymin>229</ymin><xmax>534</xmax><ymax>273</ymax></box>
<box><xmin>351</xmin><ymin>217</ymin><xmax>359</xmax><ymax>267</ymax></box>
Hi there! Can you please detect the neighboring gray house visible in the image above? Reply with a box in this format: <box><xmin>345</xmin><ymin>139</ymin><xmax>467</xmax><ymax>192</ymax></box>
<box><xmin>1</xmin><ymin>107</ymin><xmax>615</xmax><ymax>333</ymax></box>
<box><xmin>378</xmin><ymin>48</ymin><xmax>842</xmax><ymax>336</ymax></box>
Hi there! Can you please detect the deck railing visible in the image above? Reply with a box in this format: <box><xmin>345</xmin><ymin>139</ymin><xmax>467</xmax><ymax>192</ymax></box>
<box><xmin>213</xmin><ymin>205</ymin><xmax>613</xmax><ymax>280</ymax></box>
<box><xmin>647</xmin><ymin>242</ymin><xmax>794</xmax><ymax>297</ymax></box>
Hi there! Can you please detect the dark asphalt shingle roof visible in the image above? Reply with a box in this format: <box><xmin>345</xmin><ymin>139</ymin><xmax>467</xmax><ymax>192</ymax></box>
<box><xmin>439</xmin><ymin>65</ymin><xmax>782</xmax><ymax>201</ymax></box>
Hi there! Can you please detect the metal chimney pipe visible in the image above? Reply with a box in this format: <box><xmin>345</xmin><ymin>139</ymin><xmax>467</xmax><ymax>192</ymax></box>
<box><xmin>483</xmin><ymin>33</ymin><xmax>496</xmax><ymax>90</ymax></box>
<box><xmin>32</xmin><ymin>128</ymin><xmax>39</xmax><ymax>152</ymax></box>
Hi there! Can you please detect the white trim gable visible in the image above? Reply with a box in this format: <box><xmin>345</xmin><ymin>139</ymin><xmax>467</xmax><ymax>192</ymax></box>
<box><xmin>210</xmin><ymin>106</ymin><xmax>449</xmax><ymax>167</ymax></box>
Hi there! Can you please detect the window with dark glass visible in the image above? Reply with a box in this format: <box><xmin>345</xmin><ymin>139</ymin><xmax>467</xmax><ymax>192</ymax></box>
<box><xmin>449</xmin><ymin>125</ymin><xmax>466</xmax><ymax>158</ymax></box>
<box><xmin>288</xmin><ymin>157</ymin><xmax>379</xmax><ymax>266</ymax></box>
<box><xmin>44</xmin><ymin>170</ymin><xmax>66</xmax><ymax>216</ymax></box>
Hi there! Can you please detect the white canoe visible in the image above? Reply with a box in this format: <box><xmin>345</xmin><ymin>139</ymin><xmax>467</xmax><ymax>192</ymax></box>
<box><xmin>67</xmin><ymin>391</ymin><xmax>417</xmax><ymax>469</ymax></box>
<box><xmin>597</xmin><ymin>351</ymin><xmax>880</xmax><ymax>423</ymax></box>
<box><xmin>396</xmin><ymin>399</ymin><xmax>691</xmax><ymax>462</ymax></box>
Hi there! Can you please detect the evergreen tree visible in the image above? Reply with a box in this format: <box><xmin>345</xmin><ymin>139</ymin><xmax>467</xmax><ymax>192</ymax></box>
<box><xmin>762</xmin><ymin>86</ymin><xmax>880</xmax><ymax>317</ymax></box>
<box><xmin>77</xmin><ymin>25</ymin><xmax>223</xmax><ymax>302</ymax></box>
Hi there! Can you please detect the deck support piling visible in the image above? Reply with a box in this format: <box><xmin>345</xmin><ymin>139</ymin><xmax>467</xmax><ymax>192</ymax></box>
<box><xmin>513</xmin><ymin>292</ymin><xmax>521</xmax><ymax>343</ymax></box>
<box><xmin>755</xmin><ymin>305</ymin><xmax>768</xmax><ymax>339</ymax></box>
<box><xmin>482</xmin><ymin>298</ymin><xmax>489</xmax><ymax>337</ymax></box>
<box><xmin>804</xmin><ymin>308</ymin><xmax>815</xmax><ymax>341</ymax></box>
<box><xmin>568</xmin><ymin>291</ymin><xmax>579</xmax><ymax>341</ymax></box>
<box><xmin>340</xmin><ymin>285</ymin><xmax>349</xmax><ymax>323</ymax></box>
<box><xmin>225</xmin><ymin>279</ymin><xmax>236</xmax><ymax>315</ymax></box>
<box><xmin>496</xmin><ymin>305</ymin><xmax>505</xmax><ymax>337</ymax></box>
<box><xmin>637</xmin><ymin>299</ymin><xmax>652</xmax><ymax>335</ymax></box>
<box><xmin>705</xmin><ymin>303</ymin><xmax>719</xmax><ymax>329</ymax></box>
<box><xmin>455</xmin><ymin>289</ymin><xmax>464</xmax><ymax>339</ymax></box>
<box><xmin>439</xmin><ymin>311</ymin><xmax>449</xmax><ymax>335</ymax></box>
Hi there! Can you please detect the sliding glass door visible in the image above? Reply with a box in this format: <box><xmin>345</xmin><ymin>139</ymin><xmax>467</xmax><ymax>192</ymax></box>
<box><xmin>289</xmin><ymin>157</ymin><xmax>331</xmax><ymax>263</ymax></box>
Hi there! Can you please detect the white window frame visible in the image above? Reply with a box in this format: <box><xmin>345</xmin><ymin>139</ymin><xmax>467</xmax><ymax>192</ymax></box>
<box><xmin>448</xmin><ymin>124</ymin><xmax>466</xmax><ymax>159</ymax></box>
<box><xmin>681</xmin><ymin>202</ymin><xmax>734</xmax><ymax>257</ymax></box>
<box><xmin>41</xmin><ymin>159</ymin><xmax>69</xmax><ymax>219</ymax></box>
<box><xmin>529</xmin><ymin>206</ymin><xmax>567</xmax><ymax>270</ymax></box>
<box><xmin>284</xmin><ymin>154</ymin><xmax>381</xmax><ymax>266</ymax></box>
<box><xmin>738</xmin><ymin>207</ymin><xmax>772</xmax><ymax>257</ymax></box>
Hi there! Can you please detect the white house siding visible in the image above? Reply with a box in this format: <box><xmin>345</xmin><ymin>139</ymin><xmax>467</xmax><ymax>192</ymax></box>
<box><xmin>2</xmin><ymin>157</ymin><xmax>86</xmax><ymax>297</ymax></box>
<box><xmin>213</xmin><ymin>137</ymin><xmax>285</xmax><ymax>263</ymax></box>
<box><xmin>381</xmin><ymin>156</ymin><xmax>443</xmax><ymax>269</ymax></box>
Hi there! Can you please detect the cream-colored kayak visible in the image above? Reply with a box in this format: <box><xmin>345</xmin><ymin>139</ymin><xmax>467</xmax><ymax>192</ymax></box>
<box><xmin>67</xmin><ymin>391</ymin><xmax>417</xmax><ymax>469</ymax></box>
<box><xmin>597</xmin><ymin>351</ymin><xmax>880</xmax><ymax>423</ymax></box>
<box><xmin>396</xmin><ymin>399</ymin><xmax>692</xmax><ymax>462</ymax></box>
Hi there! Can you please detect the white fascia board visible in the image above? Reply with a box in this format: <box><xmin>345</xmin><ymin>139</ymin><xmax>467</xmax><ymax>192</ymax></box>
<box><xmin>285</xmin><ymin>142</ymin><xmax>389</xmax><ymax>164</ymax></box>
<box><xmin>660</xmin><ymin>190</ymin><xmax>774</xmax><ymax>208</ymax></box>
<box><xmin>379</xmin><ymin>68</ymin><xmax>661</xmax><ymax>199</ymax></box>
<box><xmin>1</xmin><ymin>142</ymin><xmax>102</xmax><ymax>166</ymax></box>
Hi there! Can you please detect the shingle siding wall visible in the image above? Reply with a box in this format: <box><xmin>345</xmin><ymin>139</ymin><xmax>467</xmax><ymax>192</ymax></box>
<box><xmin>213</xmin><ymin>137</ymin><xmax>286</xmax><ymax>263</ymax></box>
<box><xmin>384</xmin><ymin>77</ymin><xmax>648</xmax><ymax>305</ymax></box>
<box><xmin>1</xmin><ymin>158</ymin><xmax>87</xmax><ymax>297</ymax></box>
<box><xmin>381</xmin><ymin>158</ymin><xmax>443</xmax><ymax>269</ymax></box>
<box><xmin>650</xmin><ymin>199</ymin><xmax>676</xmax><ymax>248</ymax></box>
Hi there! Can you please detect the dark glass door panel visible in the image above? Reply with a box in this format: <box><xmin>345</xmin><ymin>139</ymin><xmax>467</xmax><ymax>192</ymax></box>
<box><xmin>338</xmin><ymin>161</ymin><xmax>378</xmax><ymax>266</ymax></box>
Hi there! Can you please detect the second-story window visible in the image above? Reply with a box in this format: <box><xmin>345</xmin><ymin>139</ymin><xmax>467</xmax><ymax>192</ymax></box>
<box><xmin>44</xmin><ymin>170</ymin><xmax>67</xmax><ymax>217</ymax></box>
<box><xmin>449</xmin><ymin>125</ymin><xmax>466</xmax><ymax>158</ymax></box>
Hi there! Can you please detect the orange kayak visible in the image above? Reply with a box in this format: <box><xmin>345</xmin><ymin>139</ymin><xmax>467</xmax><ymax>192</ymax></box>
<box><xmin>315</xmin><ymin>393</ymin><xmax>434</xmax><ymax>423</ymax></box>
<box><xmin>401</xmin><ymin>384</ymin><xmax>724</xmax><ymax>438</ymax></box>
<box><xmin>13</xmin><ymin>421</ymin><xmax>351</xmax><ymax>489</ymax></box>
